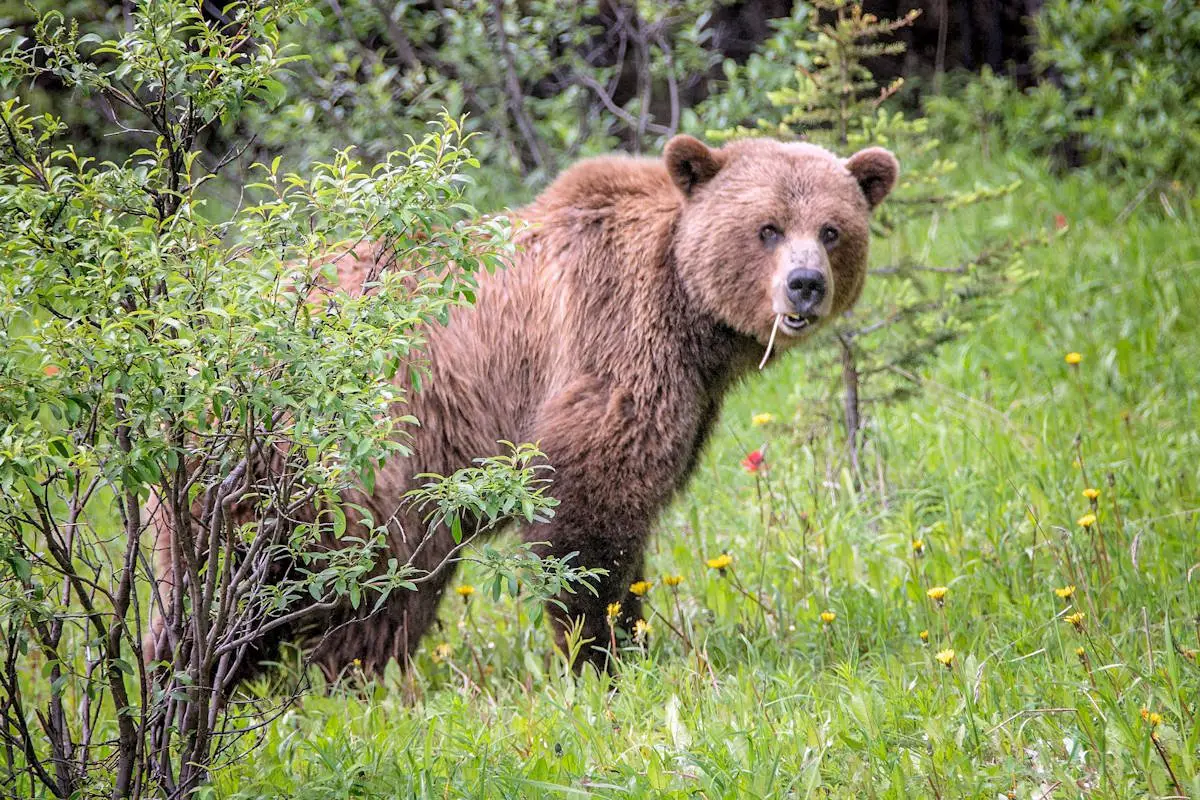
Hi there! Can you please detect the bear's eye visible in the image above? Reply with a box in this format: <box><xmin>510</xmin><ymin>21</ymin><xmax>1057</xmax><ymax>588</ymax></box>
<box><xmin>759</xmin><ymin>224</ymin><xmax>783</xmax><ymax>245</ymax></box>
<box><xmin>819</xmin><ymin>224</ymin><xmax>840</xmax><ymax>248</ymax></box>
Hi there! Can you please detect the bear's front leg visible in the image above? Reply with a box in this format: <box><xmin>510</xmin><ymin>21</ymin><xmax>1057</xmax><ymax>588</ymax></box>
<box><xmin>527</xmin><ymin>377</ymin><xmax>676</xmax><ymax>670</ymax></box>
<box><xmin>522</xmin><ymin>501</ymin><xmax>650</xmax><ymax>670</ymax></box>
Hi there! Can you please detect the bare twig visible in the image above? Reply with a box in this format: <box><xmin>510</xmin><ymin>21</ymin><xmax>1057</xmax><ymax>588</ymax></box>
<box><xmin>575</xmin><ymin>73</ymin><xmax>672</xmax><ymax>136</ymax></box>
<box><xmin>488</xmin><ymin>0</ymin><xmax>546</xmax><ymax>172</ymax></box>
<box><xmin>653</xmin><ymin>32</ymin><xmax>680</xmax><ymax>137</ymax></box>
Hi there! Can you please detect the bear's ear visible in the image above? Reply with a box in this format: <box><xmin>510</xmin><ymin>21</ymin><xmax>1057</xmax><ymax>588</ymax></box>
<box><xmin>664</xmin><ymin>135</ymin><xmax>724</xmax><ymax>196</ymax></box>
<box><xmin>845</xmin><ymin>147</ymin><xmax>900</xmax><ymax>210</ymax></box>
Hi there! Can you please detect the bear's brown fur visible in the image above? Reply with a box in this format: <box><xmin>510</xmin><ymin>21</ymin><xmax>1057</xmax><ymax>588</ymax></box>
<box><xmin>147</xmin><ymin>135</ymin><xmax>897</xmax><ymax>677</ymax></box>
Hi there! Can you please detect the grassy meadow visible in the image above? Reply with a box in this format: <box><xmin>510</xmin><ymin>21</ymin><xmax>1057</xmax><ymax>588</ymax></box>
<box><xmin>208</xmin><ymin>143</ymin><xmax>1200</xmax><ymax>798</ymax></box>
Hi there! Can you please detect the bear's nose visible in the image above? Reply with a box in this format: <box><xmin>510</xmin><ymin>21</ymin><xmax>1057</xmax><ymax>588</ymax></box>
<box><xmin>786</xmin><ymin>268</ymin><xmax>826</xmax><ymax>315</ymax></box>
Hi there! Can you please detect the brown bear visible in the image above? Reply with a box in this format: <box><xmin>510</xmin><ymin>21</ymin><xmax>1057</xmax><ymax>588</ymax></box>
<box><xmin>147</xmin><ymin>135</ymin><xmax>897</xmax><ymax>677</ymax></box>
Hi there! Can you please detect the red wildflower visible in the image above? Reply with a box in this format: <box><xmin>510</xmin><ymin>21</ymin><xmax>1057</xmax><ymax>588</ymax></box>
<box><xmin>741</xmin><ymin>449</ymin><xmax>765</xmax><ymax>474</ymax></box>
<box><xmin>1054</xmin><ymin>213</ymin><xmax>1068</xmax><ymax>230</ymax></box>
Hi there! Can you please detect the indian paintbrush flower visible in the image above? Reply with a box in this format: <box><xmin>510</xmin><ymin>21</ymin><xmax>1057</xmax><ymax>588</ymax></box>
<box><xmin>742</xmin><ymin>448</ymin><xmax>766</xmax><ymax>473</ymax></box>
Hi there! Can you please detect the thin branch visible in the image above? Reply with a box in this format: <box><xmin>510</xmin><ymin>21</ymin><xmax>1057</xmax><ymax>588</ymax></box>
<box><xmin>653</xmin><ymin>32</ymin><xmax>680</xmax><ymax>137</ymax></box>
<box><xmin>575</xmin><ymin>73</ymin><xmax>672</xmax><ymax>136</ymax></box>
<box><xmin>488</xmin><ymin>0</ymin><xmax>546</xmax><ymax>172</ymax></box>
<box><xmin>368</xmin><ymin>0</ymin><xmax>420</xmax><ymax>68</ymax></box>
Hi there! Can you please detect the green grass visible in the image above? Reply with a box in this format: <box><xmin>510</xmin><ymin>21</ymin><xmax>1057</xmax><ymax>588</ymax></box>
<box><xmin>213</xmin><ymin>147</ymin><xmax>1200</xmax><ymax>799</ymax></box>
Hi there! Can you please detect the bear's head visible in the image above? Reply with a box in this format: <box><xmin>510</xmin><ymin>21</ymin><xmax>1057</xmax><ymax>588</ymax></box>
<box><xmin>666</xmin><ymin>135</ymin><xmax>898</xmax><ymax>347</ymax></box>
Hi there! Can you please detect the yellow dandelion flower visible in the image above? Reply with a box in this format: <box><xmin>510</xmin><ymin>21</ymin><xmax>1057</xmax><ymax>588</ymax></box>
<box><xmin>1077</xmin><ymin>513</ymin><xmax>1097</xmax><ymax>528</ymax></box>
<box><xmin>1140</xmin><ymin>708</ymin><xmax>1163</xmax><ymax>727</ymax></box>
<box><xmin>1064</xmin><ymin>611</ymin><xmax>1085</xmax><ymax>631</ymax></box>
<box><xmin>935</xmin><ymin>649</ymin><xmax>955</xmax><ymax>668</ymax></box>
<box><xmin>352</xmin><ymin>658</ymin><xmax>362</xmax><ymax>668</ymax></box>
<box><xmin>820</xmin><ymin>610</ymin><xmax>837</xmax><ymax>625</ymax></box>
<box><xmin>662</xmin><ymin>574</ymin><xmax>684</xmax><ymax>587</ymax></box>
<box><xmin>1074</xmin><ymin>646</ymin><xmax>1085</xmax><ymax>658</ymax></box>
<box><xmin>911</xmin><ymin>538</ymin><xmax>925</xmax><ymax>555</ymax></box>
<box><xmin>1065</xmin><ymin>352</ymin><xmax>1082</xmax><ymax>365</ymax></box>
<box><xmin>628</xmin><ymin>580</ymin><xmax>653</xmax><ymax>597</ymax></box>
<box><xmin>1083</xmin><ymin>488</ymin><xmax>1099</xmax><ymax>501</ymax></box>
<box><xmin>706</xmin><ymin>553</ymin><xmax>733</xmax><ymax>570</ymax></box>
<box><xmin>455</xmin><ymin>584</ymin><xmax>475</xmax><ymax>599</ymax></box>
<box><xmin>926</xmin><ymin>586</ymin><xmax>948</xmax><ymax>605</ymax></box>
<box><xmin>606</xmin><ymin>602</ymin><xmax>621</xmax><ymax>621</ymax></box>
<box><xmin>633</xmin><ymin>618</ymin><xmax>652</xmax><ymax>642</ymax></box>
<box><xmin>1054</xmin><ymin>584</ymin><xmax>1076</xmax><ymax>600</ymax></box>
<box><xmin>919</xmin><ymin>629</ymin><xmax>929</xmax><ymax>643</ymax></box>
<box><xmin>431</xmin><ymin>643</ymin><xmax>452</xmax><ymax>663</ymax></box>
<box><xmin>751</xmin><ymin>412</ymin><xmax>776</xmax><ymax>427</ymax></box>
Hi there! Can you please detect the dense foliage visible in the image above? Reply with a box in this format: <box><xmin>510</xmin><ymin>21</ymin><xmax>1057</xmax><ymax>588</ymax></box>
<box><xmin>254</xmin><ymin>0</ymin><xmax>718</xmax><ymax>204</ymax></box>
<box><xmin>1038</xmin><ymin>0</ymin><xmax>1200</xmax><ymax>184</ymax></box>
<box><xmin>0</xmin><ymin>3</ymin><xmax>581</xmax><ymax>795</ymax></box>
<box><xmin>928</xmin><ymin>0</ymin><xmax>1200</xmax><ymax>186</ymax></box>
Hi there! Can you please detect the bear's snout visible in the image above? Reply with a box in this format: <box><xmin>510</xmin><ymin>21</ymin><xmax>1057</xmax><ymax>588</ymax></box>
<box><xmin>785</xmin><ymin>268</ymin><xmax>827</xmax><ymax>316</ymax></box>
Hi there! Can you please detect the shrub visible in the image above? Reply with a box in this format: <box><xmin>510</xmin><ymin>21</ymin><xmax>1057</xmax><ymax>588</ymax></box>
<box><xmin>248</xmin><ymin>0</ymin><xmax>718</xmax><ymax>205</ymax></box>
<box><xmin>0</xmin><ymin>3</ymin><xmax>589</xmax><ymax>795</ymax></box>
<box><xmin>1038</xmin><ymin>0</ymin><xmax>1200</xmax><ymax>185</ymax></box>
<box><xmin>927</xmin><ymin>0</ymin><xmax>1200</xmax><ymax>186</ymax></box>
<box><xmin>923</xmin><ymin>66</ymin><xmax>1072</xmax><ymax>162</ymax></box>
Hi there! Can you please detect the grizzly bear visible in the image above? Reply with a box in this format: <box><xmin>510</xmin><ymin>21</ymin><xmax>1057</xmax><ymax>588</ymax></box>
<box><xmin>147</xmin><ymin>135</ymin><xmax>897</xmax><ymax>677</ymax></box>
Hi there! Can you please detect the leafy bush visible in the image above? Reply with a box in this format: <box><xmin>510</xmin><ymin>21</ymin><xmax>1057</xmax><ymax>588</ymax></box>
<box><xmin>927</xmin><ymin>0</ymin><xmax>1200</xmax><ymax>186</ymax></box>
<box><xmin>684</xmin><ymin>3</ymin><xmax>816</xmax><ymax>138</ymax></box>
<box><xmin>1038</xmin><ymin>0</ymin><xmax>1200</xmax><ymax>185</ymax></box>
<box><xmin>249</xmin><ymin>0</ymin><xmax>718</xmax><ymax>205</ymax></box>
<box><xmin>0</xmin><ymin>3</ymin><xmax>595</xmax><ymax>795</ymax></box>
<box><xmin>923</xmin><ymin>66</ymin><xmax>1072</xmax><ymax>162</ymax></box>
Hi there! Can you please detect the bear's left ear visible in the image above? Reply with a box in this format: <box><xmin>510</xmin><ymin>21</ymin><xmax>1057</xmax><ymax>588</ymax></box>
<box><xmin>664</xmin><ymin>135</ymin><xmax>725</xmax><ymax>197</ymax></box>
<box><xmin>845</xmin><ymin>147</ymin><xmax>900</xmax><ymax>210</ymax></box>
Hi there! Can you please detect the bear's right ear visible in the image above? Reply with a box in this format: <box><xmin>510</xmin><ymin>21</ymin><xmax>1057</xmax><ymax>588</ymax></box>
<box><xmin>665</xmin><ymin>135</ymin><xmax>724</xmax><ymax>196</ymax></box>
